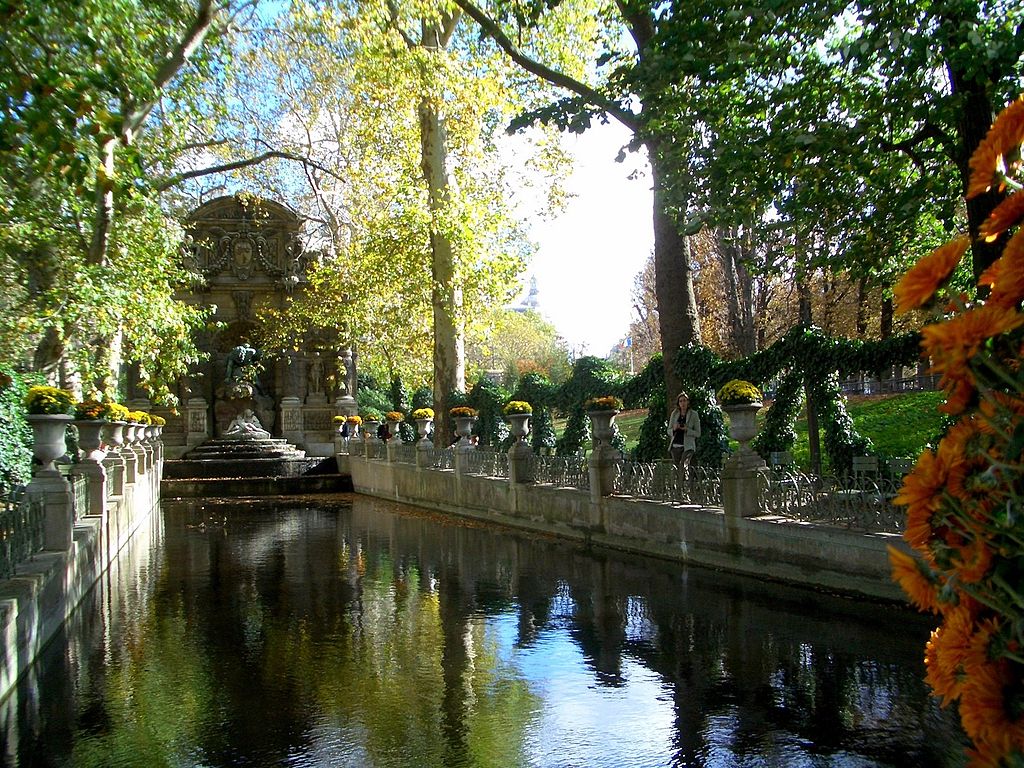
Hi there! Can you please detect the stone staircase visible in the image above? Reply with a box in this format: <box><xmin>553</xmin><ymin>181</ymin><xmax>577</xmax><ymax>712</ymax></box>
<box><xmin>161</xmin><ymin>436</ymin><xmax>352</xmax><ymax>498</ymax></box>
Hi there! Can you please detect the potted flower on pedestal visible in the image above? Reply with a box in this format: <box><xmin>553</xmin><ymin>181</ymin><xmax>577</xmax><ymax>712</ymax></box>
<box><xmin>73</xmin><ymin>399</ymin><xmax>112</xmax><ymax>463</ymax></box>
<box><xmin>346</xmin><ymin>414</ymin><xmax>363</xmax><ymax>442</ymax></box>
<box><xmin>24</xmin><ymin>385</ymin><xmax>76</xmax><ymax>473</ymax></box>
<box><xmin>385</xmin><ymin>411</ymin><xmax>405</xmax><ymax>441</ymax></box>
<box><xmin>450</xmin><ymin>406</ymin><xmax>478</xmax><ymax>450</ymax></box>
<box><xmin>503</xmin><ymin>401</ymin><xmax>533</xmax><ymax>443</ymax></box>
<box><xmin>717</xmin><ymin>379</ymin><xmax>764</xmax><ymax>468</ymax></box>
<box><xmin>583</xmin><ymin>396</ymin><xmax>623</xmax><ymax>445</ymax></box>
<box><xmin>361</xmin><ymin>409</ymin><xmax>383</xmax><ymax>443</ymax></box>
<box><xmin>105</xmin><ymin>403</ymin><xmax>131</xmax><ymax>450</ymax></box>
<box><xmin>411</xmin><ymin>408</ymin><xmax>434</xmax><ymax>445</ymax></box>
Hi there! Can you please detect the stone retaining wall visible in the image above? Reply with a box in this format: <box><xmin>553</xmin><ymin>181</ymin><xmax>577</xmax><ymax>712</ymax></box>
<box><xmin>349</xmin><ymin>456</ymin><xmax>904</xmax><ymax>602</ymax></box>
<box><xmin>0</xmin><ymin>448</ymin><xmax>162</xmax><ymax>702</ymax></box>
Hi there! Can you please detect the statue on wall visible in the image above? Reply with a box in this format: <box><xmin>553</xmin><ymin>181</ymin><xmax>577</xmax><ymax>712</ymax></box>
<box><xmin>224</xmin><ymin>409</ymin><xmax>270</xmax><ymax>440</ymax></box>
<box><xmin>225</xmin><ymin>342</ymin><xmax>265</xmax><ymax>400</ymax></box>
<box><xmin>308</xmin><ymin>355</ymin><xmax>325</xmax><ymax>396</ymax></box>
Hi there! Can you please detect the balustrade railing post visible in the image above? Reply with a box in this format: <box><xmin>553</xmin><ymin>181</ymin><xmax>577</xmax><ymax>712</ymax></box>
<box><xmin>508</xmin><ymin>441</ymin><xmax>533</xmax><ymax>484</ymax></box>
<box><xmin>721</xmin><ymin>464</ymin><xmax>768</xmax><ymax>519</ymax></box>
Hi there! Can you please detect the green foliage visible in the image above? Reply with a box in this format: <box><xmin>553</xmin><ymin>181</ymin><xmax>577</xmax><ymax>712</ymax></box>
<box><xmin>0</xmin><ymin>368</ymin><xmax>34</xmax><ymax>491</ymax></box>
<box><xmin>468</xmin><ymin>379</ymin><xmax>510</xmax><ymax>448</ymax></box>
<box><xmin>357</xmin><ymin>386</ymin><xmax>392</xmax><ymax>417</ymax></box>
<box><xmin>811</xmin><ymin>373</ymin><xmax>873</xmax><ymax>476</ymax></box>
<box><xmin>674</xmin><ymin>327</ymin><xmax>920</xmax><ymax>471</ymax></box>
<box><xmin>634</xmin><ymin>392</ymin><xmax>668</xmax><ymax>462</ymax></box>
<box><xmin>530</xmin><ymin>407</ymin><xmax>557</xmax><ymax>453</ymax></box>
<box><xmin>555</xmin><ymin>408</ymin><xmax>589</xmax><ymax>456</ymax></box>
<box><xmin>390</xmin><ymin>377</ymin><xmax>410</xmax><ymax>412</ymax></box>
<box><xmin>411</xmin><ymin>387</ymin><xmax>433</xmax><ymax>411</ymax></box>
<box><xmin>752</xmin><ymin>372</ymin><xmax>802</xmax><ymax>459</ymax></box>
<box><xmin>621</xmin><ymin>353</ymin><xmax>663</xmax><ymax>409</ymax></box>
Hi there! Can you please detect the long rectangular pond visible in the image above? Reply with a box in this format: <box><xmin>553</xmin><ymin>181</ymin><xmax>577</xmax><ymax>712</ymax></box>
<box><xmin>1</xmin><ymin>494</ymin><xmax>965</xmax><ymax>767</ymax></box>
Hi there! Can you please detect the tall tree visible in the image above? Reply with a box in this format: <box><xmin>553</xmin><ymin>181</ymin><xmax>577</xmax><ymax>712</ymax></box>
<box><xmin>0</xmin><ymin>0</ymin><xmax>251</xmax><ymax>399</ymax></box>
<box><xmin>454</xmin><ymin>0</ymin><xmax>704</xmax><ymax>402</ymax></box>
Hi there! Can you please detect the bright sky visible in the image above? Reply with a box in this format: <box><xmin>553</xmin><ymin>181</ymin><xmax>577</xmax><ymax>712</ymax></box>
<box><xmin>527</xmin><ymin>122</ymin><xmax>653</xmax><ymax>357</ymax></box>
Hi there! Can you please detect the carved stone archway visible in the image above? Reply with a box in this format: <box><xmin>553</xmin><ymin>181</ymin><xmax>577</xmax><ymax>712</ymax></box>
<box><xmin>145</xmin><ymin>195</ymin><xmax>356</xmax><ymax>457</ymax></box>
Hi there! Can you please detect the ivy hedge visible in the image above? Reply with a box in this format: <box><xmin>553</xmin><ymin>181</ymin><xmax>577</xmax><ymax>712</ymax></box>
<box><xmin>0</xmin><ymin>367</ymin><xmax>35</xmax><ymax>493</ymax></box>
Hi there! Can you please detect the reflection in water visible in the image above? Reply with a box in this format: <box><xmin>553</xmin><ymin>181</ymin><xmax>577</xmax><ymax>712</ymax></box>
<box><xmin>1</xmin><ymin>495</ymin><xmax>966</xmax><ymax>767</ymax></box>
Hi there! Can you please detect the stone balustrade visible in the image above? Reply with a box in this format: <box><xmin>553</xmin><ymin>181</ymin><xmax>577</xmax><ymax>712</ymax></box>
<box><xmin>0</xmin><ymin>425</ymin><xmax>164</xmax><ymax>702</ymax></box>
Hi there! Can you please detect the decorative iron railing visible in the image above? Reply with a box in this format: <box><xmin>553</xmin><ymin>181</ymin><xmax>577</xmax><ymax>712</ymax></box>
<box><xmin>69</xmin><ymin>474</ymin><xmax>89</xmax><ymax>520</ymax></box>
<box><xmin>613</xmin><ymin>461</ymin><xmax>722</xmax><ymax>506</ymax></box>
<box><xmin>530</xmin><ymin>454</ymin><xmax>589</xmax><ymax>491</ymax></box>
<box><xmin>426</xmin><ymin>447</ymin><xmax>454</xmax><ymax>470</ymax></box>
<box><xmin>364</xmin><ymin>441</ymin><xmax>387</xmax><ymax>460</ymax></box>
<box><xmin>392</xmin><ymin>443</ymin><xmax>418</xmax><ymax>465</ymax></box>
<box><xmin>758</xmin><ymin>469</ymin><xmax>905</xmax><ymax>533</ymax></box>
<box><xmin>464</xmin><ymin>449</ymin><xmax>509</xmax><ymax>479</ymax></box>
<box><xmin>0</xmin><ymin>486</ymin><xmax>45</xmax><ymax>579</ymax></box>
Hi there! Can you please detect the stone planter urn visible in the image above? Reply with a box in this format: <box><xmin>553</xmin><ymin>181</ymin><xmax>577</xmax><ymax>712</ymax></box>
<box><xmin>108</xmin><ymin>421</ymin><xmax>126</xmax><ymax>450</ymax></box>
<box><xmin>722</xmin><ymin>402</ymin><xmax>764</xmax><ymax>469</ymax></box>
<box><xmin>27</xmin><ymin>414</ymin><xmax>73</xmax><ymax>473</ymax></box>
<box><xmin>453</xmin><ymin>416</ymin><xmax>476</xmax><ymax>450</ymax></box>
<box><xmin>364</xmin><ymin>419</ymin><xmax>381</xmax><ymax>442</ymax></box>
<box><xmin>507</xmin><ymin>413</ymin><xmax>531</xmax><ymax>443</ymax></box>
<box><xmin>415</xmin><ymin>418</ymin><xmax>434</xmax><ymax>446</ymax></box>
<box><xmin>73</xmin><ymin>419</ymin><xmax>108</xmax><ymax>463</ymax></box>
<box><xmin>586</xmin><ymin>410</ymin><xmax>618</xmax><ymax>446</ymax></box>
<box><xmin>386</xmin><ymin>420</ymin><xmax>402</xmax><ymax>441</ymax></box>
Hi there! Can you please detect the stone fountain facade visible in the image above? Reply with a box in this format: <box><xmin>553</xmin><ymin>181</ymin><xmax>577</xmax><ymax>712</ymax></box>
<box><xmin>128</xmin><ymin>195</ymin><xmax>358</xmax><ymax>458</ymax></box>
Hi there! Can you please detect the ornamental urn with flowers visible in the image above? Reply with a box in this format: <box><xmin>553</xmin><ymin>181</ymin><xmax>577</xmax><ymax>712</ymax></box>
<box><xmin>583</xmin><ymin>395</ymin><xmax>623</xmax><ymax>444</ymax></box>
<box><xmin>503</xmin><ymin>401</ymin><xmax>532</xmax><ymax>443</ymax></box>
<box><xmin>717</xmin><ymin>380</ymin><xmax>764</xmax><ymax>468</ymax></box>
<box><xmin>411</xmin><ymin>408</ymin><xmax>434</xmax><ymax>445</ymax></box>
<box><xmin>23</xmin><ymin>385</ymin><xmax>75</xmax><ymax>473</ymax></box>
<box><xmin>73</xmin><ymin>399</ymin><xmax>112</xmax><ymax>463</ymax></box>
<box><xmin>450</xmin><ymin>406</ymin><xmax>478</xmax><ymax>449</ymax></box>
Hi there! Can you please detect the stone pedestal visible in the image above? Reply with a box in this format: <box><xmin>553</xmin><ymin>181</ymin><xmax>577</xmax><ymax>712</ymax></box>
<box><xmin>280</xmin><ymin>396</ymin><xmax>303</xmax><ymax>445</ymax></box>
<box><xmin>71</xmin><ymin>461</ymin><xmax>107</xmax><ymax>519</ymax></box>
<box><xmin>722</xmin><ymin>465</ymin><xmax>769</xmax><ymax>518</ymax></box>
<box><xmin>186</xmin><ymin>397</ymin><xmax>209</xmax><ymax>448</ymax></box>
<box><xmin>508</xmin><ymin>442</ymin><xmax>533</xmax><ymax>484</ymax></box>
<box><xmin>27</xmin><ymin>471</ymin><xmax>73</xmax><ymax>551</ymax></box>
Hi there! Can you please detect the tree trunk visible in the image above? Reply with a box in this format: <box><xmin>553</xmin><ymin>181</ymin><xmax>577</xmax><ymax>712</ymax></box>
<box><xmin>418</xmin><ymin>22</ymin><xmax>465</xmax><ymax>447</ymax></box>
<box><xmin>649</xmin><ymin>142</ymin><xmax>701</xmax><ymax>401</ymax></box>
<box><xmin>855</xmin><ymin>275</ymin><xmax>868</xmax><ymax>339</ymax></box>
<box><xmin>941</xmin><ymin>8</ymin><xmax>1004</xmax><ymax>280</ymax></box>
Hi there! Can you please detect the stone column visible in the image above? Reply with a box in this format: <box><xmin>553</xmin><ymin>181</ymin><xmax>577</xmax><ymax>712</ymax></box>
<box><xmin>508</xmin><ymin>442</ymin><xmax>533</xmax><ymax>484</ymax></box>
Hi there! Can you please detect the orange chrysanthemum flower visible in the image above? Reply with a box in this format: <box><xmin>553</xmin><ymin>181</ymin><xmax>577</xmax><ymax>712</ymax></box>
<box><xmin>967</xmin><ymin>97</ymin><xmax>1024</xmax><ymax>200</ymax></box>
<box><xmin>979</xmin><ymin>193</ymin><xmax>1024</xmax><ymax>242</ymax></box>
<box><xmin>959</xmin><ymin>656</ymin><xmax>1024</xmax><ymax>754</ymax></box>
<box><xmin>924</xmin><ymin>305</ymin><xmax>1024</xmax><ymax>382</ymax></box>
<box><xmin>894</xmin><ymin>236</ymin><xmax>971</xmax><ymax>315</ymax></box>
<box><xmin>978</xmin><ymin>229</ymin><xmax>1024</xmax><ymax>309</ymax></box>
<box><xmin>888</xmin><ymin>545</ymin><xmax>940</xmax><ymax>612</ymax></box>
<box><xmin>926</xmin><ymin>606</ymin><xmax>977</xmax><ymax>705</ymax></box>
<box><xmin>954</xmin><ymin>535</ymin><xmax>994</xmax><ymax>583</ymax></box>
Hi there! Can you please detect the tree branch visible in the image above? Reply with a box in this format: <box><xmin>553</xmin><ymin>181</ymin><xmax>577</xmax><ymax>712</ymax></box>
<box><xmin>155</xmin><ymin>150</ymin><xmax>346</xmax><ymax>191</ymax></box>
<box><xmin>453</xmin><ymin>0</ymin><xmax>639</xmax><ymax>132</ymax></box>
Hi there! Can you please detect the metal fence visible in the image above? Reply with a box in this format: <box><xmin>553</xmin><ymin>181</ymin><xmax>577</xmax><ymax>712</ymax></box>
<box><xmin>69</xmin><ymin>473</ymin><xmax>89</xmax><ymax>520</ymax></box>
<box><xmin>613</xmin><ymin>460</ymin><xmax>722</xmax><ymax>506</ymax></box>
<box><xmin>758</xmin><ymin>469</ymin><xmax>906</xmax><ymax>533</ymax></box>
<box><xmin>530</xmin><ymin>454</ymin><xmax>590</xmax><ymax>491</ymax></box>
<box><xmin>464</xmin><ymin>449</ymin><xmax>509</xmax><ymax>479</ymax></box>
<box><xmin>0</xmin><ymin>486</ymin><xmax>45</xmax><ymax>579</ymax></box>
<box><xmin>425</xmin><ymin>447</ymin><xmax>454</xmax><ymax>470</ymax></box>
<box><xmin>392</xmin><ymin>443</ymin><xmax>418</xmax><ymax>465</ymax></box>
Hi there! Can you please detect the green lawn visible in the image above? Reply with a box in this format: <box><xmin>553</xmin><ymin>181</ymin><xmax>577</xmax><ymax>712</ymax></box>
<box><xmin>554</xmin><ymin>392</ymin><xmax>946</xmax><ymax>468</ymax></box>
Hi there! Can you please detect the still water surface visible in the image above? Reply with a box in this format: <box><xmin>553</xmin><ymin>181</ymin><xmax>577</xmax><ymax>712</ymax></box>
<box><xmin>2</xmin><ymin>495</ymin><xmax>966</xmax><ymax>767</ymax></box>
